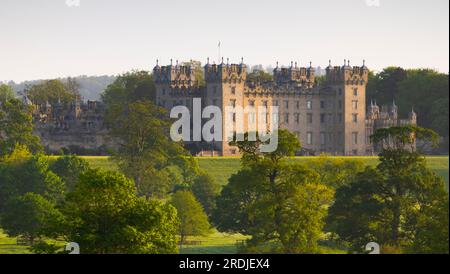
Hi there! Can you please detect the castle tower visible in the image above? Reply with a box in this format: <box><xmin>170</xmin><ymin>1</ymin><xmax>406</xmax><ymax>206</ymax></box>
<box><xmin>153</xmin><ymin>59</ymin><xmax>200</xmax><ymax>111</ymax></box>
<box><xmin>326</xmin><ymin>59</ymin><xmax>369</xmax><ymax>155</ymax></box>
<box><xmin>204</xmin><ymin>58</ymin><xmax>247</xmax><ymax>155</ymax></box>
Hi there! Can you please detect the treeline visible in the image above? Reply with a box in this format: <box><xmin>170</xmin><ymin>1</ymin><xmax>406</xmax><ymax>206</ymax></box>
<box><xmin>7</xmin><ymin>75</ymin><xmax>116</xmax><ymax>101</ymax></box>
<box><xmin>367</xmin><ymin>68</ymin><xmax>449</xmax><ymax>153</ymax></box>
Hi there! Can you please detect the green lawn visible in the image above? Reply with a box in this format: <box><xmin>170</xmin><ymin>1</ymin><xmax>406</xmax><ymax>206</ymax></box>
<box><xmin>81</xmin><ymin>156</ymin><xmax>449</xmax><ymax>187</ymax></box>
<box><xmin>0</xmin><ymin>230</ymin><xmax>31</xmax><ymax>254</ymax></box>
<box><xmin>180</xmin><ymin>231</ymin><xmax>249</xmax><ymax>254</ymax></box>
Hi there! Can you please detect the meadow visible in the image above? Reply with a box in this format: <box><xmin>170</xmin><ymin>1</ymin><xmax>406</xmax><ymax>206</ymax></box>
<box><xmin>80</xmin><ymin>156</ymin><xmax>449</xmax><ymax>187</ymax></box>
<box><xmin>1</xmin><ymin>156</ymin><xmax>448</xmax><ymax>254</ymax></box>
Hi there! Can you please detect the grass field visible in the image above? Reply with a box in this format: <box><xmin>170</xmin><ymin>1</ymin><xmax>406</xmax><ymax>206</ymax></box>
<box><xmin>80</xmin><ymin>156</ymin><xmax>449</xmax><ymax>187</ymax></box>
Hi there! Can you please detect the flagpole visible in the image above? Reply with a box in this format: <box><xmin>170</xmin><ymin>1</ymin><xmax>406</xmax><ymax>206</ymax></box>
<box><xmin>218</xmin><ymin>41</ymin><xmax>221</xmax><ymax>64</ymax></box>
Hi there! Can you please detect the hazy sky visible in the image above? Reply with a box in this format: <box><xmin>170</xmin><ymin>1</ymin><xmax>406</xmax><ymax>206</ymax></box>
<box><xmin>0</xmin><ymin>0</ymin><xmax>448</xmax><ymax>82</ymax></box>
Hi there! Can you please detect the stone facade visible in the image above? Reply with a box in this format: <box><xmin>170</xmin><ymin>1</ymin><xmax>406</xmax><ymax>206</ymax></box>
<box><xmin>154</xmin><ymin>59</ymin><xmax>417</xmax><ymax>156</ymax></box>
<box><xmin>27</xmin><ymin>98</ymin><xmax>112</xmax><ymax>154</ymax></box>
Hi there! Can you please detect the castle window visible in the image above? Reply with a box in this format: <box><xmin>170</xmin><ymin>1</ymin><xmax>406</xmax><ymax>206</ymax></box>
<box><xmin>352</xmin><ymin>114</ymin><xmax>358</xmax><ymax>123</ymax></box>
<box><xmin>248</xmin><ymin>100</ymin><xmax>255</xmax><ymax>107</ymax></box>
<box><xmin>230</xmin><ymin>99</ymin><xmax>236</xmax><ymax>107</ymax></box>
<box><xmin>162</xmin><ymin>88</ymin><xmax>166</xmax><ymax>95</ymax></box>
<box><xmin>307</xmin><ymin>100</ymin><xmax>312</xmax><ymax>110</ymax></box>
<box><xmin>249</xmin><ymin>112</ymin><xmax>256</xmax><ymax>124</ymax></box>
<box><xmin>231</xmin><ymin>87</ymin><xmax>236</xmax><ymax>94</ymax></box>
<box><xmin>296</xmin><ymin>101</ymin><xmax>300</xmax><ymax>109</ymax></box>
<box><xmin>353</xmin><ymin>88</ymin><xmax>358</xmax><ymax>96</ymax></box>
<box><xmin>284</xmin><ymin>113</ymin><xmax>289</xmax><ymax>124</ymax></box>
<box><xmin>338</xmin><ymin>100</ymin><xmax>342</xmax><ymax>109</ymax></box>
<box><xmin>307</xmin><ymin>132</ymin><xmax>313</xmax><ymax>145</ymax></box>
<box><xmin>320</xmin><ymin>101</ymin><xmax>325</xmax><ymax>109</ymax></box>
<box><xmin>260</xmin><ymin>112</ymin><xmax>267</xmax><ymax>123</ymax></box>
<box><xmin>352</xmin><ymin>132</ymin><xmax>358</xmax><ymax>145</ymax></box>
<box><xmin>320</xmin><ymin>132</ymin><xmax>326</xmax><ymax>145</ymax></box>
<box><xmin>295</xmin><ymin>113</ymin><xmax>300</xmax><ymax>123</ymax></box>
<box><xmin>284</xmin><ymin>100</ymin><xmax>289</xmax><ymax>109</ymax></box>
<box><xmin>338</xmin><ymin>88</ymin><xmax>342</xmax><ymax>95</ymax></box>
<box><xmin>273</xmin><ymin>113</ymin><xmax>279</xmax><ymax>124</ymax></box>
<box><xmin>307</xmin><ymin>113</ymin><xmax>313</xmax><ymax>124</ymax></box>
<box><xmin>320</xmin><ymin>114</ymin><xmax>325</xmax><ymax>124</ymax></box>
<box><xmin>352</xmin><ymin>100</ymin><xmax>358</xmax><ymax>109</ymax></box>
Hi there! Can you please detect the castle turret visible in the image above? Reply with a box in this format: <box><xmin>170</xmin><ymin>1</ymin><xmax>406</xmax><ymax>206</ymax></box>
<box><xmin>153</xmin><ymin>59</ymin><xmax>196</xmax><ymax>88</ymax></box>
<box><xmin>409</xmin><ymin>107</ymin><xmax>417</xmax><ymax>125</ymax></box>
<box><xmin>389</xmin><ymin>99</ymin><xmax>398</xmax><ymax>120</ymax></box>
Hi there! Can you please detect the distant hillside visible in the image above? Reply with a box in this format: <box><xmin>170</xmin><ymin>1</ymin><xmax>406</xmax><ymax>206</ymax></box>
<box><xmin>8</xmin><ymin>75</ymin><xmax>116</xmax><ymax>101</ymax></box>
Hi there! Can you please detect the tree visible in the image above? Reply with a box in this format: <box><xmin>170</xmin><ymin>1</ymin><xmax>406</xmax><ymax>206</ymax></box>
<box><xmin>246</xmin><ymin>70</ymin><xmax>273</xmax><ymax>84</ymax></box>
<box><xmin>171</xmin><ymin>190</ymin><xmax>211</xmax><ymax>249</ymax></box>
<box><xmin>62</xmin><ymin>169</ymin><xmax>179</xmax><ymax>254</ymax></box>
<box><xmin>192</xmin><ymin>172</ymin><xmax>220</xmax><ymax>217</ymax></box>
<box><xmin>214</xmin><ymin>130</ymin><xmax>333</xmax><ymax>253</ymax></box>
<box><xmin>410</xmin><ymin>194</ymin><xmax>449</xmax><ymax>254</ymax></box>
<box><xmin>49</xmin><ymin>155</ymin><xmax>90</xmax><ymax>192</ymax></box>
<box><xmin>366</xmin><ymin>67</ymin><xmax>407</xmax><ymax>106</ymax></box>
<box><xmin>102</xmin><ymin>71</ymin><xmax>193</xmax><ymax>198</ymax></box>
<box><xmin>0</xmin><ymin>95</ymin><xmax>42</xmax><ymax>156</ymax></box>
<box><xmin>305</xmin><ymin>156</ymin><xmax>365</xmax><ymax>189</ymax></box>
<box><xmin>0</xmin><ymin>84</ymin><xmax>15</xmax><ymax>101</ymax></box>
<box><xmin>328</xmin><ymin>126</ymin><xmax>448</xmax><ymax>253</ymax></box>
<box><xmin>0</xmin><ymin>193</ymin><xmax>65</xmax><ymax>245</ymax></box>
<box><xmin>101</xmin><ymin>70</ymin><xmax>155</xmax><ymax>106</ymax></box>
<box><xmin>0</xmin><ymin>151</ymin><xmax>65</xmax><ymax>210</ymax></box>
<box><xmin>367</xmin><ymin>68</ymin><xmax>449</xmax><ymax>153</ymax></box>
<box><xmin>23</xmin><ymin>79</ymin><xmax>78</xmax><ymax>105</ymax></box>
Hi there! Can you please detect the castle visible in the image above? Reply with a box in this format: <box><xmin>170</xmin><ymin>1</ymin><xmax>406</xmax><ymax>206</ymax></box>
<box><xmin>24</xmin><ymin>58</ymin><xmax>417</xmax><ymax>156</ymax></box>
<box><xmin>26</xmin><ymin>98</ymin><xmax>111</xmax><ymax>154</ymax></box>
<box><xmin>153</xmin><ymin>59</ymin><xmax>417</xmax><ymax>156</ymax></box>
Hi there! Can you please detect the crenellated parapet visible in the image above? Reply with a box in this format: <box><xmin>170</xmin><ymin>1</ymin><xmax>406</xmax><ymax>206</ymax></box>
<box><xmin>204</xmin><ymin>59</ymin><xmax>247</xmax><ymax>84</ymax></box>
<box><xmin>273</xmin><ymin>62</ymin><xmax>315</xmax><ymax>87</ymax></box>
<box><xmin>153</xmin><ymin>60</ymin><xmax>196</xmax><ymax>88</ymax></box>
<box><xmin>326</xmin><ymin>60</ymin><xmax>369</xmax><ymax>86</ymax></box>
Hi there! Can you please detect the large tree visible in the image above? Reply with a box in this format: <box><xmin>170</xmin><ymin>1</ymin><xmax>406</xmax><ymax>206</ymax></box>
<box><xmin>62</xmin><ymin>168</ymin><xmax>179</xmax><ymax>254</ymax></box>
<box><xmin>170</xmin><ymin>190</ymin><xmax>211</xmax><ymax>250</ymax></box>
<box><xmin>0</xmin><ymin>94</ymin><xmax>41</xmax><ymax>156</ymax></box>
<box><xmin>23</xmin><ymin>79</ymin><xmax>79</xmax><ymax>105</ymax></box>
<box><xmin>0</xmin><ymin>84</ymin><xmax>15</xmax><ymax>101</ymax></box>
<box><xmin>49</xmin><ymin>155</ymin><xmax>90</xmax><ymax>192</ymax></box>
<box><xmin>327</xmin><ymin>126</ymin><xmax>448</xmax><ymax>253</ymax></box>
<box><xmin>0</xmin><ymin>148</ymin><xmax>65</xmax><ymax>210</ymax></box>
<box><xmin>192</xmin><ymin>172</ymin><xmax>220</xmax><ymax>217</ymax></box>
<box><xmin>0</xmin><ymin>192</ymin><xmax>65</xmax><ymax>245</ymax></box>
<box><xmin>102</xmin><ymin>71</ymin><xmax>198</xmax><ymax>198</ymax></box>
<box><xmin>214</xmin><ymin>130</ymin><xmax>334</xmax><ymax>253</ymax></box>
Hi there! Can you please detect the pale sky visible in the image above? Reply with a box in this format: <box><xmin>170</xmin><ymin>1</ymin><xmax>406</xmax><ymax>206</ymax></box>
<box><xmin>0</xmin><ymin>0</ymin><xmax>448</xmax><ymax>82</ymax></box>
